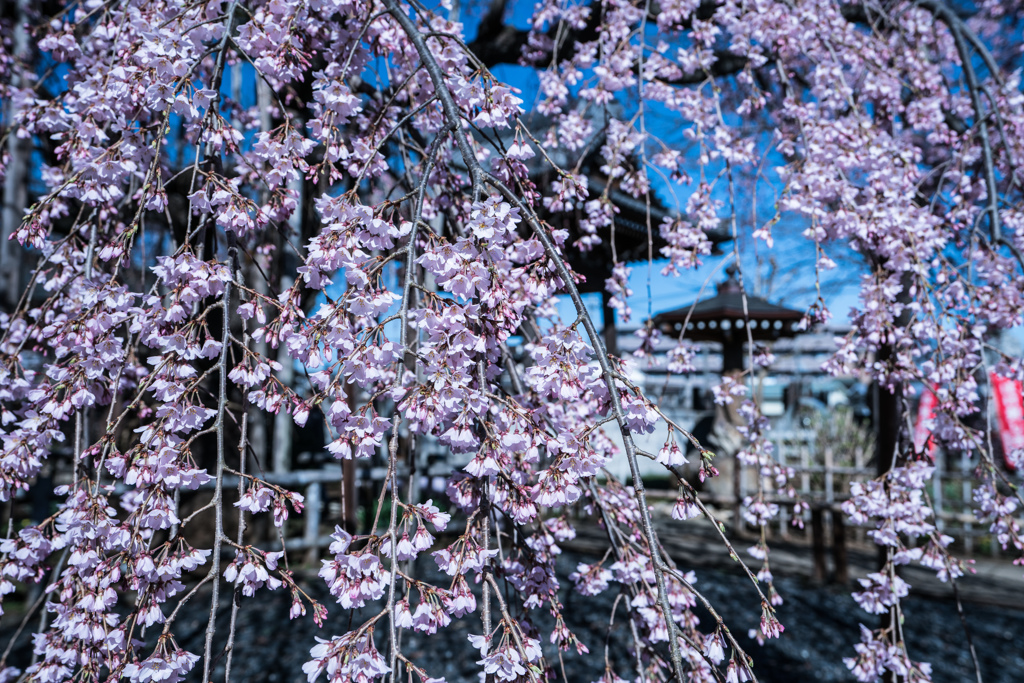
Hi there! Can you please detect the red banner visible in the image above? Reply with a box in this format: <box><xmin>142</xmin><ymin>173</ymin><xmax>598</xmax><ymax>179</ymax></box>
<box><xmin>992</xmin><ymin>372</ymin><xmax>1024</xmax><ymax>471</ymax></box>
<box><xmin>913</xmin><ymin>386</ymin><xmax>937</xmax><ymax>458</ymax></box>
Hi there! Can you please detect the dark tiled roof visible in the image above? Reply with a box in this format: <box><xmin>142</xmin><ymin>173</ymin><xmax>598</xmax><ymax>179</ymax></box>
<box><xmin>652</xmin><ymin>268</ymin><xmax>804</xmax><ymax>342</ymax></box>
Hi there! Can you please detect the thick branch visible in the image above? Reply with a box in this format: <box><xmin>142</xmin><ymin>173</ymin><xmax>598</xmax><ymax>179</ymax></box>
<box><xmin>943</xmin><ymin>9</ymin><xmax>1001</xmax><ymax>242</ymax></box>
<box><xmin>465</xmin><ymin>0</ymin><xmax>531</xmax><ymax>67</ymax></box>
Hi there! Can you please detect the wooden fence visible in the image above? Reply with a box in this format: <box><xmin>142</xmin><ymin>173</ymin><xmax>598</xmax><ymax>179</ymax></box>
<box><xmin>162</xmin><ymin>427</ymin><xmax>1024</xmax><ymax>569</ymax></box>
<box><xmin>753</xmin><ymin>429</ymin><xmax>1024</xmax><ymax>558</ymax></box>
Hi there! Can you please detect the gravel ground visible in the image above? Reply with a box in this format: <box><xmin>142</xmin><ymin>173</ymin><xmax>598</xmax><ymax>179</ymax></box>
<box><xmin>3</xmin><ymin>551</ymin><xmax>1022</xmax><ymax>682</ymax></box>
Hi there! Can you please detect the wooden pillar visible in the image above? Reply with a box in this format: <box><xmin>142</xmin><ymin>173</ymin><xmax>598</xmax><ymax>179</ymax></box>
<box><xmin>721</xmin><ymin>336</ymin><xmax>745</xmax><ymax>374</ymax></box>
<box><xmin>1</xmin><ymin>0</ymin><xmax>29</xmax><ymax>311</ymax></box>
<box><xmin>832</xmin><ymin>510</ymin><xmax>849</xmax><ymax>584</ymax></box>
<box><xmin>811</xmin><ymin>507</ymin><xmax>827</xmax><ymax>582</ymax></box>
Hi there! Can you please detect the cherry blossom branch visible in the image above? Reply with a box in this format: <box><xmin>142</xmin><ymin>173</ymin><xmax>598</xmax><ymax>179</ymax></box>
<box><xmin>382</xmin><ymin>0</ymin><xmax>483</xmax><ymax>200</ymax></box>
<box><xmin>201</xmin><ymin>233</ymin><xmax>237</xmax><ymax>682</ymax></box>
<box><xmin>223</xmin><ymin>345</ymin><xmax>251</xmax><ymax>683</ymax></box>
<box><xmin>484</xmin><ymin>574</ymin><xmax>542</xmax><ymax>682</ymax></box>
<box><xmin>385</xmin><ymin>423</ymin><xmax>402</xmax><ymax>682</ymax></box>
<box><xmin>950</xmin><ymin>573</ymin><xmax>984</xmax><ymax>683</ymax></box>
<box><xmin>485</xmin><ymin>174</ymin><xmax>687</xmax><ymax>679</ymax></box>
<box><xmin>0</xmin><ymin>588</ymin><xmax>46</xmax><ymax>670</ymax></box>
